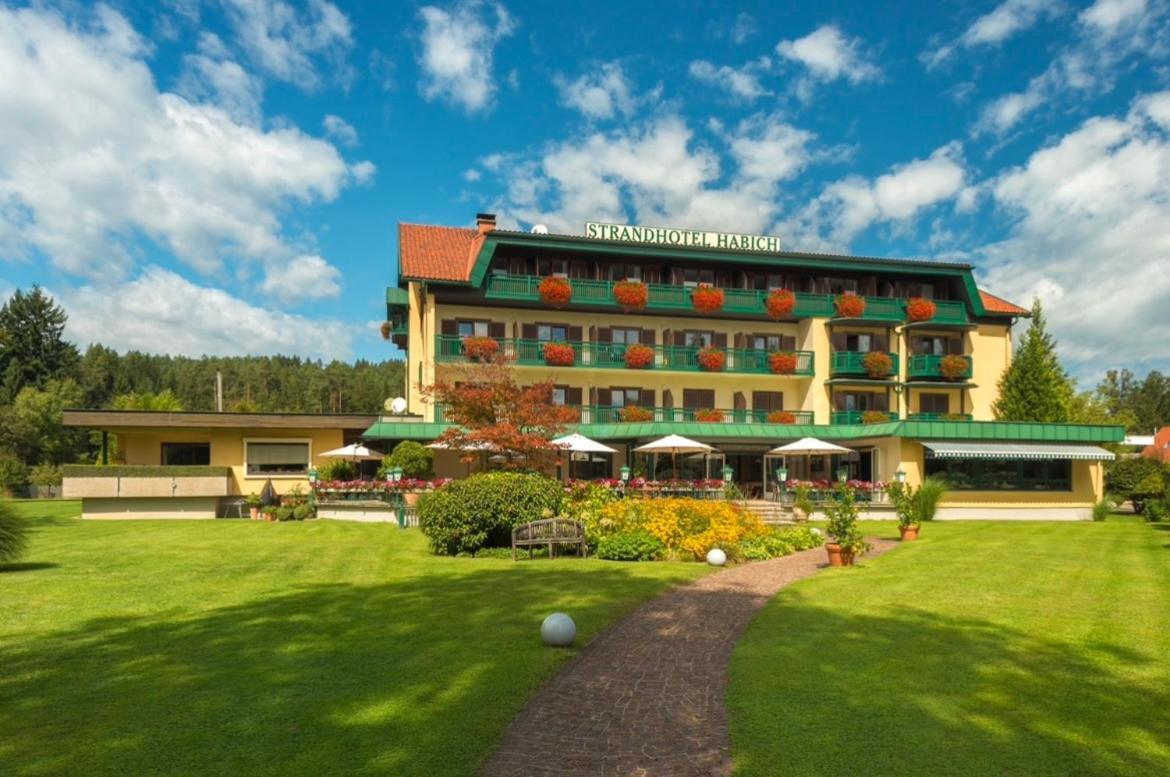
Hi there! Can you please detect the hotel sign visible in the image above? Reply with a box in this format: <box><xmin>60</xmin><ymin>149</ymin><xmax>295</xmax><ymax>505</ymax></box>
<box><xmin>585</xmin><ymin>221</ymin><xmax>781</xmax><ymax>252</ymax></box>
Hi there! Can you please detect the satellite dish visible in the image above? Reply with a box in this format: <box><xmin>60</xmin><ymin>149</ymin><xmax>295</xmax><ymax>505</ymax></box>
<box><xmin>389</xmin><ymin>397</ymin><xmax>408</xmax><ymax>414</ymax></box>
<box><xmin>530</xmin><ymin>224</ymin><xmax>549</xmax><ymax>234</ymax></box>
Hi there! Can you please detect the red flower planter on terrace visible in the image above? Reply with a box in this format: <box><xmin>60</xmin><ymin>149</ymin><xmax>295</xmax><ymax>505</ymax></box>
<box><xmin>542</xmin><ymin>341</ymin><xmax>576</xmax><ymax>366</ymax></box>
<box><xmin>861</xmin><ymin>410</ymin><xmax>891</xmax><ymax>424</ymax></box>
<box><xmin>765</xmin><ymin>289</ymin><xmax>796</xmax><ymax>319</ymax></box>
<box><xmin>862</xmin><ymin>351</ymin><xmax>894</xmax><ymax>378</ymax></box>
<box><xmin>624</xmin><ymin>343</ymin><xmax>655</xmax><ymax>369</ymax></box>
<box><xmin>463</xmin><ymin>337</ymin><xmax>499</xmax><ymax>362</ymax></box>
<box><xmin>694</xmin><ymin>409</ymin><xmax>725</xmax><ymax>423</ymax></box>
<box><xmin>696</xmin><ymin>346</ymin><xmax>725</xmax><ymax>371</ymax></box>
<box><xmin>834</xmin><ymin>294</ymin><xmax>866</xmax><ymax>318</ymax></box>
<box><xmin>538</xmin><ymin>276</ymin><xmax>572</xmax><ymax>307</ymax></box>
<box><xmin>613</xmin><ymin>280</ymin><xmax>649</xmax><ymax>311</ymax></box>
<box><xmin>768</xmin><ymin>351</ymin><xmax>798</xmax><ymax>375</ymax></box>
<box><xmin>691</xmin><ymin>284</ymin><xmax>725</xmax><ymax>314</ymax></box>
<box><xmin>939</xmin><ymin>354</ymin><xmax>970</xmax><ymax>381</ymax></box>
<box><xmin>906</xmin><ymin>297</ymin><xmax>936</xmax><ymax>322</ymax></box>
<box><xmin>619</xmin><ymin>405</ymin><xmax>653</xmax><ymax>422</ymax></box>
<box><xmin>767</xmin><ymin>410</ymin><xmax>797</xmax><ymax>424</ymax></box>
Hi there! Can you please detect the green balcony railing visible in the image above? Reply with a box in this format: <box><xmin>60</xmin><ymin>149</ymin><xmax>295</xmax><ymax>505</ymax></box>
<box><xmin>829</xmin><ymin>351</ymin><xmax>901</xmax><ymax>378</ymax></box>
<box><xmin>435</xmin><ymin>335</ymin><xmax>815</xmax><ymax>376</ymax></box>
<box><xmin>907</xmin><ymin>412</ymin><xmax>974</xmax><ymax>421</ymax></box>
<box><xmin>483</xmin><ymin>275</ymin><xmax>970</xmax><ymax>323</ymax></box>
<box><xmin>830</xmin><ymin>410</ymin><xmax>900</xmax><ymax>425</ymax></box>
<box><xmin>906</xmin><ymin>353</ymin><xmax>973</xmax><ymax>380</ymax></box>
<box><xmin>433</xmin><ymin>404</ymin><xmax>815</xmax><ymax>425</ymax></box>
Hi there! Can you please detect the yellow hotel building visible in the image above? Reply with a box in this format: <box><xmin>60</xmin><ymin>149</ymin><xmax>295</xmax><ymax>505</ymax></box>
<box><xmin>368</xmin><ymin>213</ymin><xmax>1122</xmax><ymax>520</ymax></box>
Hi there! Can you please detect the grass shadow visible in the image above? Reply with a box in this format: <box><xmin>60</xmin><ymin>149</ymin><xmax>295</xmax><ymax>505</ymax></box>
<box><xmin>0</xmin><ymin>562</ymin><xmax>59</xmax><ymax>573</ymax></box>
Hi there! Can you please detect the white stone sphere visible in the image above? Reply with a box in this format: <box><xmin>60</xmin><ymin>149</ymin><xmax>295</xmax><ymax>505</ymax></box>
<box><xmin>810</xmin><ymin>527</ymin><xmax>822</xmax><ymax>536</ymax></box>
<box><xmin>541</xmin><ymin>612</ymin><xmax>576</xmax><ymax>647</ymax></box>
<box><xmin>706</xmin><ymin>548</ymin><xmax>727</xmax><ymax>566</ymax></box>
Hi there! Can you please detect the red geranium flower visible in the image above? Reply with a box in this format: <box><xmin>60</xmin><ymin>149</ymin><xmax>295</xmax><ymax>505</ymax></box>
<box><xmin>538</xmin><ymin>276</ymin><xmax>572</xmax><ymax>307</ymax></box>
<box><xmin>765</xmin><ymin>289</ymin><xmax>796</xmax><ymax>319</ymax></box>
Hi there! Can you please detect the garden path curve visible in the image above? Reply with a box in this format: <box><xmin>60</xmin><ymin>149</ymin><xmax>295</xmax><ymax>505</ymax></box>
<box><xmin>481</xmin><ymin>538</ymin><xmax>897</xmax><ymax>777</ymax></box>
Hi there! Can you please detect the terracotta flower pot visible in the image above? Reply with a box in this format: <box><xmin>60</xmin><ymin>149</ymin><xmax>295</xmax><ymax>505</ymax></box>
<box><xmin>899</xmin><ymin>525</ymin><xmax>919</xmax><ymax>541</ymax></box>
<box><xmin>404</xmin><ymin>491</ymin><xmax>421</xmax><ymax>507</ymax></box>
<box><xmin>249</xmin><ymin>506</ymin><xmax>260</xmax><ymax>520</ymax></box>
<box><xmin>826</xmin><ymin>542</ymin><xmax>855</xmax><ymax>566</ymax></box>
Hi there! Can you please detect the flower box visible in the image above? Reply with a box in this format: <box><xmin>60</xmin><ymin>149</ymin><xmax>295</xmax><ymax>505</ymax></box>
<box><xmin>691</xmin><ymin>284</ymin><xmax>725</xmax><ymax>314</ymax></box>
<box><xmin>906</xmin><ymin>297</ymin><xmax>936</xmax><ymax>322</ymax></box>
<box><xmin>538</xmin><ymin>276</ymin><xmax>572</xmax><ymax>307</ymax></box>
<box><xmin>861</xmin><ymin>410</ymin><xmax>891</xmax><ymax>424</ymax></box>
<box><xmin>542</xmin><ymin>341</ymin><xmax>576</xmax><ymax>366</ymax></box>
<box><xmin>696</xmin><ymin>346</ymin><xmax>725</xmax><ymax>371</ymax></box>
<box><xmin>765</xmin><ymin>289</ymin><xmax>796</xmax><ymax>319</ymax></box>
<box><xmin>939</xmin><ymin>354</ymin><xmax>970</xmax><ymax>381</ymax></box>
<box><xmin>624</xmin><ymin>343</ymin><xmax>655</xmax><ymax>369</ymax></box>
<box><xmin>768</xmin><ymin>351</ymin><xmax>798</xmax><ymax>374</ymax></box>
<box><xmin>613</xmin><ymin>280</ymin><xmax>649</xmax><ymax>311</ymax></box>
<box><xmin>619</xmin><ymin>405</ymin><xmax>653</xmax><ymax>422</ymax></box>
<box><xmin>379</xmin><ymin>321</ymin><xmax>392</xmax><ymax>340</ymax></box>
<box><xmin>766</xmin><ymin>410</ymin><xmax>797</xmax><ymax>424</ymax></box>
<box><xmin>694</xmin><ymin>409</ymin><xmax>725</xmax><ymax>422</ymax></box>
<box><xmin>862</xmin><ymin>351</ymin><xmax>894</xmax><ymax>378</ymax></box>
<box><xmin>463</xmin><ymin>336</ymin><xmax>499</xmax><ymax>362</ymax></box>
<box><xmin>834</xmin><ymin>294</ymin><xmax>866</xmax><ymax>318</ymax></box>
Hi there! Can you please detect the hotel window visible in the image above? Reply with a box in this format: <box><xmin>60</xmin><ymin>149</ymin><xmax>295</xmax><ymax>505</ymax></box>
<box><xmin>456</xmin><ymin>320</ymin><xmax>490</xmax><ymax>337</ymax></box>
<box><xmin>536</xmin><ymin>258</ymin><xmax>569</xmax><ymax>277</ymax></box>
<box><xmin>683</xmin><ymin>389</ymin><xmax>716</xmax><ymax>409</ymax></box>
<box><xmin>844</xmin><ymin>333</ymin><xmax>874</xmax><ymax>352</ymax></box>
<box><xmin>837</xmin><ymin>391</ymin><xmax>886</xmax><ymax>411</ymax></box>
<box><xmin>752</xmin><ymin>391</ymin><xmax>783</xmax><ymax>411</ymax></box>
<box><xmin>608</xmin><ymin>264</ymin><xmax>642</xmax><ymax>281</ymax></box>
<box><xmin>161</xmin><ymin>442</ymin><xmax>210</xmax><ymax>466</ymax></box>
<box><xmin>610</xmin><ymin>387</ymin><xmax>641</xmax><ymax>407</ymax></box>
<box><xmin>611</xmin><ymin>327</ymin><xmax>641</xmax><ymax>345</ymax></box>
<box><xmin>537</xmin><ymin>324</ymin><xmax>569</xmax><ymax>342</ymax></box>
<box><xmin>552</xmin><ymin>384</ymin><xmax>568</xmax><ymax>405</ymax></box>
<box><xmin>905</xmin><ymin>282</ymin><xmax>935</xmax><ymax>300</ymax></box>
<box><xmin>245</xmin><ymin>441</ymin><xmax>310</xmax><ymax>476</ymax></box>
<box><xmin>679</xmin><ymin>268</ymin><xmax>715</xmax><ymax>287</ymax></box>
<box><xmin>750</xmin><ymin>273</ymin><xmax>785</xmax><ymax>291</ymax></box>
<box><xmin>925</xmin><ymin>458</ymin><xmax>1071</xmax><ymax>491</ymax></box>
<box><xmin>827</xmin><ymin>278</ymin><xmax>859</xmax><ymax>295</ymax></box>
<box><xmin>919</xmin><ymin>393</ymin><xmax>950</xmax><ymax>415</ymax></box>
<box><xmin>683</xmin><ymin>330</ymin><xmax>715</xmax><ymax>348</ymax></box>
<box><xmin>911</xmin><ymin>335</ymin><xmax>959</xmax><ymax>355</ymax></box>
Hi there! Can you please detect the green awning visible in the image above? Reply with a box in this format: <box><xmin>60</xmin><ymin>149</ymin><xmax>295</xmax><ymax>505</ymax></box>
<box><xmin>922</xmin><ymin>441</ymin><xmax>1115</xmax><ymax>461</ymax></box>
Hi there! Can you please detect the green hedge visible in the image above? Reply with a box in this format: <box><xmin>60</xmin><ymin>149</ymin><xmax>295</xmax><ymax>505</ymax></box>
<box><xmin>418</xmin><ymin>472</ymin><xmax>564</xmax><ymax>555</ymax></box>
<box><xmin>62</xmin><ymin>465</ymin><xmax>233</xmax><ymax>478</ymax></box>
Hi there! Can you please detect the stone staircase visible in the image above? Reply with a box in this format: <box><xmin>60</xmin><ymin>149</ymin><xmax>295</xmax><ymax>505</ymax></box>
<box><xmin>744</xmin><ymin>499</ymin><xmax>795</xmax><ymax>524</ymax></box>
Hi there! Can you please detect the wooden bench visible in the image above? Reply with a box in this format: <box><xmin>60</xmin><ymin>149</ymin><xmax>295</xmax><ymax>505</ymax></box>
<box><xmin>512</xmin><ymin>518</ymin><xmax>587</xmax><ymax>560</ymax></box>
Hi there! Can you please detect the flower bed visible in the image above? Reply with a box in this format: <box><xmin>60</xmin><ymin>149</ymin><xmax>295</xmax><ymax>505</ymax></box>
<box><xmin>768</xmin><ymin>351</ymin><xmax>797</xmax><ymax>374</ymax></box>
<box><xmin>542</xmin><ymin>341</ymin><xmax>576</xmax><ymax>366</ymax></box>
<box><xmin>693</xmin><ymin>408</ymin><xmax>725</xmax><ymax>422</ymax></box>
<box><xmin>765</xmin><ymin>289</ymin><xmax>796</xmax><ymax>319</ymax></box>
<box><xmin>613</xmin><ymin>280</ymin><xmax>648</xmax><ymax>311</ymax></box>
<box><xmin>696</xmin><ymin>346</ymin><xmax>725</xmax><ymax>371</ymax></box>
<box><xmin>906</xmin><ymin>297</ymin><xmax>936</xmax><ymax>322</ymax></box>
<box><xmin>834</xmin><ymin>294</ymin><xmax>866</xmax><ymax>318</ymax></box>
<box><xmin>939</xmin><ymin>354</ymin><xmax>970</xmax><ymax>381</ymax></box>
<box><xmin>766</xmin><ymin>410</ymin><xmax>797</xmax><ymax>424</ymax></box>
<box><xmin>463</xmin><ymin>336</ymin><xmax>499</xmax><ymax>362</ymax></box>
<box><xmin>538</xmin><ymin>276</ymin><xmax>572</xmax><ymax>307</ymax></box>
<box><xmin>861</xmin><ymin>410</ymin><xmax>891</xmax><ymax>424</ymax></box>
<box><xmin>618</xmin><ymin>405</ymin><xmax>653</xmax><ymax>422</ymax></box>
<box><xmin>624</xmin><ymin>343</ymin><xmax>655</xmax><ymax>369</ymax></box>
<box><xmin>691</xmin><ymin>284</ymin><xmax>725</xmax><ymax>314</ymax></box>
<box><xmin>592</xmin><ymin>497</ymin><xmax>765</xmax><ymax>560</ymax></box>
<box><xmin>862</xmin><ymin>351</ymin><xmax>894</xmax><ymax>378</ymax></box>
<box><xmin>312</xmin><ymin>478</ymin><xmax>451</xmax><ymax>502</ymax></box>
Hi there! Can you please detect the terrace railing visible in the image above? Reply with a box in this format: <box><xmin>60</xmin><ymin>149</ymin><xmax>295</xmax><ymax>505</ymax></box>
<box><xmin>906</xmin><ymin>353</ymin><xmax>974</xmax><ymax>380</ymax></box>
<box><xmin>830</xmin><ymin>410</ymin><xmax>901</xmax><ymax>425</ymax></box>
<box><xmin>829</xmin><ymin>351</ymin><xmax>901</xmax><ymax>378</ymax></box>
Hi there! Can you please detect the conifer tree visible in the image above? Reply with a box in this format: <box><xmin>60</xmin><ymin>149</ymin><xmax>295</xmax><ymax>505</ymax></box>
<box><xmin>993</xmin><ymin>298</ymin><xmax>1074</xmax><ymax>422</ymax></box>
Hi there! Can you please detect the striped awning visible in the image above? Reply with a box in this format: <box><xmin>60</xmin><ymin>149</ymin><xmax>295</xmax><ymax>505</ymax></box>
<box><xmin>922</xmin><ymin>441</ymin><xmax>1115</xmax><ymax>461</ymax></box>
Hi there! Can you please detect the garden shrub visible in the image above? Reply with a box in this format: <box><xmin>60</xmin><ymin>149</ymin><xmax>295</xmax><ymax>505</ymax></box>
<box><xmin>596</xmin><ymin>530</ymin><xmax>665</xmax><ymax>561</ymax></box>
<box><xmin>275</xmin><ymin>505</ymin><xmax>296</xmax><ymax>522</ymax></box>
<box><xmin>0</xmin><ymin>498</ymin><xmax>29</xmax><ymax>564</ymax></box>
<box><xmin>0</xmin><ymin>454</ymin><xmax>28</xmax><ymax>496</ymax></box>
<box><xmin>738</xmin><ymin>526</ymin><xmax>824</xmax><ymax>560</ymax></box>
<box><xmin>317</xmin><ymin>459</ymin><xmax>358</xmax><ymax>482</ymax></box>
<box><xmin>30</xmin><ymin>463</ymin><xmax>63</xmax><ymax>487</ymax></box>
<box><xmin>1092</xmin><ymin>499</ymin><xmax>1112</xmax><ymax>522</ymax></box>
<box><xmin>1143</xmin><ymin>499</ymin><xmax>1168</xmax><ymax>523</ymax></box>
<box><xmin>823</xmin><ymin>485</ymin><xmax>871</xmax><ymax>555</ymax></box>
<box><xmin>594</xmin><ymin>498</ymin><xmax>765</xmax><ymax>560</ymax></box>
<box><xmin>418</xmin><ymin>472</ymin><xmax>564</xmax><ymax>555</ymax></box>
<box><xmin>562</xmin><ymin>483</ymin><xmax>619</xmax><ymax>550</ymax></box>
<box><xmin>1106</xmin><ymin>457</ymin><xmax>1168</xmax><ymax>514</ymax></box>
<box><xmin>380</xmin><ymin>440</ymin><xmax>435</xmax><ymax>479</ymax></box>
<box><xmin>292</xmin><ymin>503</ymin><xmax>315</xmax><ymax>521</ymax></box>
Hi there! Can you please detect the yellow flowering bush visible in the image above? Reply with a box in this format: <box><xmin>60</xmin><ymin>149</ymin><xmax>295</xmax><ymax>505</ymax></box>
<box><xmin>596</xmin><ymin>497</ymin><xmax>765</xmax><ymax>560</ymax></box>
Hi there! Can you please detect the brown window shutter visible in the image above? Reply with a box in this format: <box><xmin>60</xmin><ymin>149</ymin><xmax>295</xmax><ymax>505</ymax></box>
<box><xmin>521</xmin><ymin>323</ymin><xmax>537</xmax><ymax>340</ymax></box>
<box><xmin>734</xmin><ymin>333</ymin><xmax>746</xmax><ymax>350</ymax></box>
<box><xmin>702</xmin><ymin>389</ymin><xmax>715</xmax><ymax>407</ymax></box>
<box><xmin>641</xmin><ymin>389</ymin><xmax>655</xmax><ymax>408</ymax></box>
<box><xmin>831</xmin><ymin>332</ymin><xmax>847</xmax><ymax>350</ymax></box>
<box><xmin>716</xmin><ymin>270</ymin><xmax>734</xmax><ymax>288</ymax></box>
<box><xmin>440</xmin><ymin>319</ymin><xmax>458</xmax><ymax>336</ymax></box>
<box><xmin>713</xmin><ymin>332</ymin><xmax>727</xmax><ymax>348</ymax></box>
<box><xmin>589</xmin><ymin>387</ymin><xmax>598</xmax><ymax>406</ymax></box>
<box><xmin>596</xmin><ymin>327</ymin><xmax>611</xmax><ymax>343</ymax></box>
<box><xmin>874</xmin><ymin>334</ymin><xmax>889</xmax><ymax>352</ymax></box>
<box><xmin>570</xmin><ymin>260</ymin><xmax>588</xmax><ymax>279</ymax></box>
<box><xmin>834</xmin><ymin>393</ymin><xmax>848</xmax><ymax>411</ymax></box>
<box><xmin>662</xmin><ymin>328</ymin><xmax>672</xmax><ymax>347</ymax></box>
<box><xmin>568</xmin><ymin>325</ymin><xmax>582</xmax><ymax>342</ymax></box>
<box><xmin>875</xmin><ymin>393</ymin><xmax>890</xmax><ymax>412</ymax></box>
<box><xmin>597</xmin><ymin>388</ymin><xmax>612</xmax><ymax>406</ymax></box>
<box><xmin>683</xmin><ymin>390</ymin><xmax>698</xmax><ymax>409</ymax></box>
<box><xmin>948</xmin><ymin>337</ymin><xmax>964</xmax><ymax>355</ymax></box>
<box><xmin>775</xmin><ymin>392</ymin><xmax>784</xmax><ymax>410</ymax></box>
<box><xmin>752</xmin><ymin>391</ymin><xmax>767</xmax><ymax>409</ymax></box>
<box><xmin>644</xmin><ymin>266</ymin><xmax>660</xmax><ymax>284</ymax></box>
<box><xmin>663</xmin><ymin>389</ymin><xmax>674</xmax><ymax>408</ymax></box>
<box><xmin>675</xmin><ymin>331</ymin><xmax>686</xmax><ymax>347</ymax></box>
<box><xmin>782</xmin><ymin>335</ymin><xmax>796</xmax><ymax>351</ymax></box>
<box><xmin>734</xmin><ymin>391</ymin><xmax>746</xmax><ymax>411</ymax></box>
<box><xmin>488</xmin><ymin>322</ymin><xmax>505</xmax><ymax>339</ymax></box>
<box><xmin>567</xmin><ymin>387</ymin><xmax>583</xmax><ymax>406</ymax></box>
<box><xmin>640</xmin><ymin>328</ymin><xmax>655</xmax><ymax>345</ymax></box>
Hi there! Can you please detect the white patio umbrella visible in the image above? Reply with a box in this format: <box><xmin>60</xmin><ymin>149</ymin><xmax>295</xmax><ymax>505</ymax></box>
<box><xmin>768</xmin><ymin>437</ymin><xmax>852</xmax><ymax>482</ymax></box>
<box><xmin>551</xmin><ymin>433</ymin><xmax>617</xmax><ymax>482</ymax></box>
<box><xmin>635</xmin><ymin>434</ymin><xmax>714</xmax><ymax>479</ymax></box>
<box><xmin>319</xmin><ymin>443</ymin><xmax>383</xmax><ymax>460</ymax></box>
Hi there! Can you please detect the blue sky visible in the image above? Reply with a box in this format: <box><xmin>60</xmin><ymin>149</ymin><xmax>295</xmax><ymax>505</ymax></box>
<box><xmin>1</xmin><ymin>0</ymin><xmax>1168</xmax><ymax>381</ymax></box>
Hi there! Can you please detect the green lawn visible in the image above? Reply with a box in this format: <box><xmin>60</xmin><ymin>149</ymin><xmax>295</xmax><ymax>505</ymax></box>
<box><xmin>0</xmin><ymin>502</ymin><xmax>707</xmax><ymax>777</ymax></box>
<box><xmin>729</xmin><ymin>520</ymin><xmax>1170</xmax><ymax>776</ymax></box>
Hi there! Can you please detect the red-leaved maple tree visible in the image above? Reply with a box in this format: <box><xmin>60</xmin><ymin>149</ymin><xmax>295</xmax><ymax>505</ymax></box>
<box><xmin>421</xmin><ymin>359</ymin><xmax>578</xmax><ymax>470</ymax></box>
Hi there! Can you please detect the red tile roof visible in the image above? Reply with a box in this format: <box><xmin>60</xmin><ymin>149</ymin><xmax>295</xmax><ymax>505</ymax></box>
<box><xmin>978</xmin><ymin>289</ymin><xmax>1030</xmax><ymax>316</ymax></box>
<box><xmin>398</xmin><ymin>223</ymin><xmax>482</xmax><ymax>282</ymax></box>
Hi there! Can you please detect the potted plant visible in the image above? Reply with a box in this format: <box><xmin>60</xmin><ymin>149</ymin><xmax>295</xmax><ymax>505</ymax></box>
<box><xmin>691</xmin><ymin>283</ymin><xmax>725</xmax><ymax>314</ymax></box>
<box><xmin>886</xmin><ymin>476</ymin><xmax>948</xmax><ymax>540</ymax></box>
<box><xmin>619</xmin><ymin>405</ymin><xmax>653</xmax><ymax>422</ymax></box>
<box><xmin>261</xmin><ymin>505</ymin><xmax>277</xmax><ymax>522</ymax></box>
<box><xmin>693</xmin><ymin>408</ymin><xmax>725</xmax><ymax>422</ymax></box>
<box><xmin>463</xmin><ymin>336</ymin><xmax>500</xmax><ymax>362</ymax></box>
<box><xmin>768</xmin><ymin>351</ymin><xmax>798</xmax><ymax>374</ymax></box>
<box><xmin>834</xmin><ymin>293</ymin><xmax>866</xmax><ymax>318</ymax></box>
<box><xmin>791</xmin><ymin>482</ymin><xmax>815</xmax><ymax>522</ymax></box>
<box><xmin>766</xmin><ymin>410</ymin><xmax>797</xmax><ymax>424</ymax></box>
<box><xmin>823</xmin><ymin>484</ymin><xmax>871</xmax><ymax>566</ymax></box>
<box><xmin>906</xmin><ymin>297</ymin><xmax>936</xmax><ymax>322</ymax></box>
<box><xmin>862</xmin><ymin>350</ymin><xmax>893</xmax><ymax>378</ymax></box>
<box><xmin>245</xmin><ymin>492</ymin><xmax>262</xmax><ymax>520</ymax></box>
<box><xmin>538</xmin><ymin>276</ymin><xmax>572</xmax><ymax>307</ymax></box>
<box><xmin>624</xmin><ymin>343</ymin><xmax>655</xmax><ymax>369</ymax></box>
<box><xmin>613</xmin><ymin>279</ymin><xmax>649</xmax><ymax>311</ymax></box>
<box><xmin>765</xmin><ymin>288</ymin><xmax>796</xmax><ymax>319</ymax></box>
<box><xmin>861</xmin><ymin>410</ymin><xmax>891</xmax><ymax>424</ymax></box>
<box><xmin>938</xmin><ymin>354</ymin><xmax>970</xmax><ymax>381</ymax></box>
<box><xmin>379</xmin><ymin>321</ymin><xmax>392</xmax><ymax>340</ymax></box>
<box><xmin>696</xmin><ymin>345</ymin><xmax>725</xmax><ymax>371</ymax></box>
<box><xmin>542</xmin><ymin>341</ymin><xmax>576</xmax><ymax>366</ymax></box>
<box><xmin>379</xmin><ymin>441</ymin><xmax>436</xmax><ymax>506</ymax></box>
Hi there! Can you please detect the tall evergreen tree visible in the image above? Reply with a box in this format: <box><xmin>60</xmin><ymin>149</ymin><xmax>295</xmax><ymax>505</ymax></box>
<box><xmin>0</xmin><ymin>287</ymin><xmax>80</xmax><ymax>403</ymax></box>
<box><xmin>993</xmin><ymin>298</ymin><xmax>1075</xmax><ymax>422</ymax></box>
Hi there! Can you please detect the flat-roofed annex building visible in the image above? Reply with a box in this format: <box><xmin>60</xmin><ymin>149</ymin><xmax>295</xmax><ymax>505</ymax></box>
<box><xmin>373</xmin><ymin>213</ymin><xmax>1122</xmax><ymax>520</ymax></box>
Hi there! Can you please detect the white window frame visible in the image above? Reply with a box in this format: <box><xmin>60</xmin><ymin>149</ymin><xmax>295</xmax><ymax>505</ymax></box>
<box><xmin>243</xmin><ymin>437</ymin><xmax>313</xmax><ymax>479</ymax></box>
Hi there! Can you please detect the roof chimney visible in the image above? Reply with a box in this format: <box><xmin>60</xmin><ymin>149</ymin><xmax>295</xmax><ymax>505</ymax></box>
<box><xmin>475</xmin><ymin>212</ymin><xmax>496</xmax><ymax>235</ymax></box>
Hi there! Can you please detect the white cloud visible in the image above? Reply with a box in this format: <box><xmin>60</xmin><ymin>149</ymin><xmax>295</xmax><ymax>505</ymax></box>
<box><xmin>260</xmin><ymin>254</ymin><xmax>341</xmax><ymax>302</ymax></box>
<box><xmin>688</xmin><ymin>57</ymin><xmax>771</xmax><ymax>102</ymax></box>
<box><xmin>323</xmin><ymin>114</ymin><xmax>358</xmax><ymax>146</ymax></box>
<box><xmin>775</xmin><ymin>25</ymin><xmax>880</xmax><ymax>89</ymax></box>
<box><xmin>463</xmin><ymin>168</ymin><xmax>481</xmax><ymax>182</ymax></box>
<box><xmin>221</xmin><ymin>0</ymin><xmax>353</xmax><ymax>89</ymax></box>
<box><xmin>553</xmin><ymin>62</ymin><xmax>636</xmax><ymax>119</ymax></box>
<box><xmin>0</xmin><ymin>5</ymin><xmax>366</xmax><ymax>279</ymax></box>
<box><xmin>60</xmin><ymin>266</ymin><xmax>354</xmax><ymax>360</ymax></box>
<box><xmin>1080</xmin><ymin>0</ymin><xmax>1148</xmax><ymax>31</ymax></box>
<box><xmin>980</xmin><ymin>92</ymin><xmax>1170</xmax><ymax>371</ymax></box>
<box><xmin>924</xmin><ymin>0</ymin><xmax>1062</xmax><ymax>69</ymax></box>
<box><xmin>416</xmin><ymin>0</ymin><xmax>515</xmax><ymax>114</ymax></box>
<box><xmin>176</xmin><ymin>32</ymin><xmax>263</xmax><ymax>125</ymax></box>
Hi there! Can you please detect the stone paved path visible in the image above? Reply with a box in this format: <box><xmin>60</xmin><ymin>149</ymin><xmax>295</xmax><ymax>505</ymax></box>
<box><xmin>481</xmin><ymin>539</ymin><xmax>897</xmax><ymax>777</ymax></box>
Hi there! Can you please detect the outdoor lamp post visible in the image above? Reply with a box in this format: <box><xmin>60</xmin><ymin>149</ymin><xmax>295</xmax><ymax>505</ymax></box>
<box><xmin>722</xmin><ymin>466</ymin><xmax>734</xmax><ymax>484</ymax></box>
<box><xmin>837</xmin><ymin>465</ymin><xmax>849</xmax><ymax>483</ymax></box>
<box><xmin>388</xmin><ymin>466</ymin><xmax>405</xmax><ymax>528</ymax></box>
<box><xmin>895</xmin><ymin>468</ymin><xmax>907</xmax><ymax>484</ymax></box>
<box><xmin>389</xmin><ymin>466</ymin><xmax>403</xmax><ymax>483</ymax></box>
<box><xmin>620</xmin><ymin>465</ymin><xmax>630</xmax><ymax>483</ymax></box>
<box><xmin>776</xmin><ymin>466</ymin><xmax>788</xmax><ymax>502</ymax></box>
